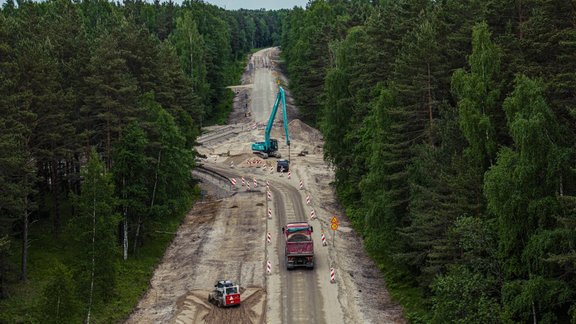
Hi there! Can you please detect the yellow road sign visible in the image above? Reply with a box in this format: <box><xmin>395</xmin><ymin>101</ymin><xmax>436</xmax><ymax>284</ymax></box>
<box><xmin>331</xmin><ymin>223</ymin><xmax>338</xmax><ymax>231</ymax></box>
<box><xmin>331</xmin><ymin>216</ymin><xmax>338</xmax><ymax>224</ymax></box>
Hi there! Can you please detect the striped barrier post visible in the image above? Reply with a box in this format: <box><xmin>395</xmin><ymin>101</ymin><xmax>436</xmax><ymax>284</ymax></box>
<box><xmin>267</xmin><ymin>191</ymin><xmax>272</xmax><ymax>201</ymax></box>
<box><xmin>310</xmin><ymin>209</ymin><xmax>316</xmax><ymax>219</ymax></box>
<box><xmin>321</xmin><ymin>232</ymin><xmax>327</xmax><ymax>246</ymax></box>
<box><xmin>267</xmin><ymin>261</ymin><xmax>272</xmax><ymax>275</ymax></box>
<box><xmin>267</xmin><ymin>232</ymin><xmax>271</xmax><ymax>243</ymax></box>
<box><xmin>330</xmin><ymin>268</ymin><xmax>335</xmax><ymax>283</ymax></box>
<box><xmin>306</xmin><ymin>194</ymin><xmax>310</xmax><ymax>205</ymax></box>
<box><xmin>253</xmin><ymin>177</ymin><xmax>257</xmax><ymax>187</ymax></box>
<box><xmin>299</xmin><ymin>180</ymin><xmax>303</xmax><ymax>190</ymax></box>
<box><xmin>241</xmin><ymin>177</ymin><xmax>245</xmax><ymax>186</ymax></box>
<box><xmin>246</xmin><ymin>182</ymin><xmax>251</xmax><ymax>190</ymax></box>
<box><xmin>287</xmin><ymin>171</ymin><xmax>291</xmax><ymax>179</ymax></box>
<box><xmin>268</xmin><ymin>208</ymin><xmax>272</xmax><ymax>219</ymax></box>
<box><xmin>230</xmin><ymin>178</ymin><xmax>237</xmax><ymax>186</ymax></box>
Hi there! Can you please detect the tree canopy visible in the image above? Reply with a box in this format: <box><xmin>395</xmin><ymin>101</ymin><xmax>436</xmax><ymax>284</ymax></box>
<box><xmin>282</xmin><ymin>0</ymin><xmax>576</xmax><ymax>321</ymax></box>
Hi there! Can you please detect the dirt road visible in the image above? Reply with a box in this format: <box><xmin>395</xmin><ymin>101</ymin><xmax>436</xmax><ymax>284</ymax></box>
<box><xmin>126</xmin><ymin>48</ymin><xmax>404</xmax><ymax>324</ymax></box>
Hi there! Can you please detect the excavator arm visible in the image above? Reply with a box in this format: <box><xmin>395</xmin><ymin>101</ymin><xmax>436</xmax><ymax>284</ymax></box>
<box><xmin>252</xmin><ymin>86</ymin><xmax>290</xmax><ymax>157</ymax></box>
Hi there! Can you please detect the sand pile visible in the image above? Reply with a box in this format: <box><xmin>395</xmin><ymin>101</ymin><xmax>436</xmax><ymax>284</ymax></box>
<box><xmin>288</xmin><ymin>119</ymin><xmax>323</xmax><ymax>143</ymax></box>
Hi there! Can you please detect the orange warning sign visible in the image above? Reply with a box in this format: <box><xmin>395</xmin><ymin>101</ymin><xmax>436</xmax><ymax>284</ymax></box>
<box><xmin>331</xmin><ymin>223</ymin><xmax>338</xmax><ymax>231</ymax></box>
<box><xmin>331</xmin><ymin>216</ymin><xmax>338</xmax><ymax>224</ymax></box>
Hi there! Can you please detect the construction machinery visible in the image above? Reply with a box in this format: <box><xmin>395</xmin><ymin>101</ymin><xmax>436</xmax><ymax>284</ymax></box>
<box><xmin>252</xmin><ymin>86</ymin><xmax>290</xmax><ymax>159</ymax></box>
<box><xmin>282</xmin><ymin>222</ymin><xmax>314</xmax><ymax>269</ymax></box>
<box><xmin>208</xmin><ymin>280</ymin><xmax>241</xmax><ymax>307</ymax></box>
<box><xmin>277</xmin><ymin>159</ymin><xmax>289</xmax><ymax>172</ymax></box>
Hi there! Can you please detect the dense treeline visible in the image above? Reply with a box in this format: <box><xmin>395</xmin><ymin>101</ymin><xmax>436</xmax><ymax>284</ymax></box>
<box><xmin>0</xmin><ymin>0</ymin><xmax>281</xmax><ymax>321</ymax></box>
<box><xmin>282</xmin><ymin>0</ymin><xmax>576</xmax><ymax>322</ymax></box>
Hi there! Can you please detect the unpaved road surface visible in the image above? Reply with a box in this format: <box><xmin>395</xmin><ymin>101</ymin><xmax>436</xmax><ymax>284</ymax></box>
<box><xmin>126</xmin><ymin>48</ymin><xmax>405</xmax><ymax>323</ymax></box>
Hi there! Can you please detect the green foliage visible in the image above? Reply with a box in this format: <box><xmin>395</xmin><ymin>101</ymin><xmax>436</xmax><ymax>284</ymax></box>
<box><xmin>432</xmin><ymin>266</ymin><xmax>500</xmax><ymax>324</ymax></box>
<box><xmin>1</xmin><ymin>1</ymin><xmax>262</xmax><ymax>319</ymax></box>
<box><xmin>485</xmin><ymin>75</ymin><xmax>568</xmax><ymax>277</ymax></box>
<box><xmin>451</xmin><ymin>21</ymin><xmax>501</xmax><ymax>168</ymax></box>
<box><xmin>501</xmin><ymin>276</ymin><xmax>572</xmax><ymax>324</ymax></box>
<box><xmin>40</xmin><ymin>263</ymin><xmax>80</xmax><ymax>323</ymax></box>
<box><xmin>283</xmin><ymin>0</ymin><xmax>576</xmax><ymax>322</ymax></box>
<box><xmin>71</xmin><ymin>150</ymin><xmax>120</xmax><ymax>306</ymax></box>
<box><xmin>114</xmin><ymin>122</ymin><xmax>149</xmax><ymax>220</ymax></box>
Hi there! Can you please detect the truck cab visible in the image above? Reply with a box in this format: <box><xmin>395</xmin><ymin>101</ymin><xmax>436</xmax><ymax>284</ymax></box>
<box><xmin>282</xmin><ymin>222</ymin><xmax>314</xmax><ymax>269</ymax></box>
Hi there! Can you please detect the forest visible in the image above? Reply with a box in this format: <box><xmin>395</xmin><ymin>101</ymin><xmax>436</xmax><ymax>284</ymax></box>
<box><xmin>281</xmin><ymin>0</ymin><xmax>576</xmax><ymax>322</ymax></box>
<box><xmin>3</xmin><ymin>0</ymin><xmax>576</xmax><ymax>322</ymax></box>
<box><xmin>0</xmin><ymin>0</ymin><xmax>282</xmax><ymax>322</ymax></box>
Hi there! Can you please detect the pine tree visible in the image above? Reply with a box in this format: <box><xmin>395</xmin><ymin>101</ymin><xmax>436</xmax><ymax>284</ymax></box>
<box><xmin>83</xmin><ymin>32</ymin><xmax>139</xmax><ymax>169</ymax></box>
<box><xmin>285</xmin><ymin>0</ymin><xmax>346</xmax><ymax>125</ymax></box>
<box><xmin>321</xmin><ymin>26</ymin><xmax>367</xmax><ymax>208</ymax></box>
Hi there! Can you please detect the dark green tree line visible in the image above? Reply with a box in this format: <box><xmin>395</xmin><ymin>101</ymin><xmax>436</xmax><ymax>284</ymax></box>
<box><xmin>282</xmin><ymin>0</ymin><xmax>576</xmax><ymax>322</ymax></box>
<box><xmin>0</xmin><ymin>0</ymin><xmax>283</xmax><ymax>321</ymax></box>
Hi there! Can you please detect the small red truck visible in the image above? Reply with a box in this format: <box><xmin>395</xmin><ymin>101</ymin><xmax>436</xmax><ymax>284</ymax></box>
<box><xmin>282</xmin><ymin>222</ymin><xmax>314</xmax><ymax>269</ymax></box>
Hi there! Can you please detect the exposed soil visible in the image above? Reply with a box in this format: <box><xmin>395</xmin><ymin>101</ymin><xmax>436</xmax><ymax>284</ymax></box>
<box><xmin>126</xmin><ymin>48</ymin><xmax>405</xmax><ymax>324</ymax></box>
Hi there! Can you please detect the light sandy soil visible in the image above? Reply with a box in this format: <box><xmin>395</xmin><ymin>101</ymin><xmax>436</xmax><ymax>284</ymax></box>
<box><xmin>126</xmin><ymin>48</ymin><xmax>405</xmax><ymax>324</ymax></box>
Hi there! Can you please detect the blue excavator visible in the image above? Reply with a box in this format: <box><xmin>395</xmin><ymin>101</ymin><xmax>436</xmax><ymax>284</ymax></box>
<box><xmin>252</xmin><ymin>86</ymin><xmax>290</xmax><ymax>161</ymax></box>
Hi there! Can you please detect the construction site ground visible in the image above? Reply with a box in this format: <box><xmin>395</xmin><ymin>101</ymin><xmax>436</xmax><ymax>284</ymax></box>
<box><xmin>126</xmin><ymin>48</ymin><xmax>405</xmax><ymax>324</ymax></box>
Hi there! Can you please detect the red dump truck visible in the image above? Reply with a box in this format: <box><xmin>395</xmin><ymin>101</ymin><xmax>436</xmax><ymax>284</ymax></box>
<box><xmin>282</xmin><ymin>222</ymin><xmax>314</xmax><ymax>269</ymax></box>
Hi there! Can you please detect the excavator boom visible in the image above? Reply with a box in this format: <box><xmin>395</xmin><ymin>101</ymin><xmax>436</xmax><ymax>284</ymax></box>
<box><xmin>252</xmin><ymin>86</ymin><xmax>290</xmax><ymax>157</ymax></box>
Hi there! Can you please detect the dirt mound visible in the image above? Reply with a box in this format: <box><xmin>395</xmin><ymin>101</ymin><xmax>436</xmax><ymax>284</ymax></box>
<box><xmin>288</xmin><ymin>119</ymin><xmax>323</xmax><ymax>143</ymax></box>
<box><xmin>224</xmin><ymin>153</ymin><xmax>254</xmax><ymax>166</ymax></box>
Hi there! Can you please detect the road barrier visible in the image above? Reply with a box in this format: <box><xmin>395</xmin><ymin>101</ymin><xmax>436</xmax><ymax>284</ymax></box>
<box><xmin>230</xmin><ymin>178</ymin><xmax>237</xmax><ymax>186</ymax></box>
<box><xmin>253</xmin><ymin>177</ymin><xmax>257</xmax><ymax>187</ymax></box>
<box><xmin>299</xmin><ymin>180</ymin><xmax>303</xmax><ymax>190</ymax></box>
<box><xmin>270</xmin><ymin>166</ymin><xmax>274</xmax><ymax>173</ymax></box>
<box><xmin>246</xmin><ymin>182</ymin><xmax>250</xmax><ymax>190</ymax></box>
<box><xmin>267</xmin><ymin>261</ymin><xmax>272</xmax><ymax>274</ymax></box>
<box><xmin>267</xmin><ymin>232</ymin><xmax>271</xmax><ymax>243</ymax></box>
<box><xmin>288</xmin><ymin>171</ymin><xmax>291</xmax><ymax>179</ymax></box>
<box><xmin>310</xmin><ymin>209</ymin><xmax>316</xmax><ymax>219</ymax></box>
<box><xmin>321</xmin><ymin>232</ymin><xmax>327</xmax><ymax>246</ymax></box>
<box><xmin>330</xmin><ymin>268</ymin><xmax>335</xmax><ymax>283</ymax></box>
<box><xmin>267</xmin><ymin>191</ymin><xmax>272</xmax><ymax>201</ymax></box>
<box><xmin>306</xmin><ymin>194</ymin><xmax>310</xmax><ymax>205</ymax></box>
<box><xmin>230</xmin><ymin>161</ymin><xmax>234</xmax><ymax>168</ymax></box>
<box><xmin>241</xmin><ymin>177</ymin><xmax>245</xmax><ymax>186</ymax></box>
<box><xmin>268</xmin><ymin>208</ymin><xmax>272</xmax><ymax>219</ymax></box>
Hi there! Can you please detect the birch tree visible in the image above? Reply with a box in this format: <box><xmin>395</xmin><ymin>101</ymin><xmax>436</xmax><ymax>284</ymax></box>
<box><xmin>72</xmin><ymin>150</ymin><xmax>118</xmax><ymax>322</ymax></box>
<box><xmin>112</xmin><ymin>122</ymin><xmax>148</xmax><ymax>260</ymax></box>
